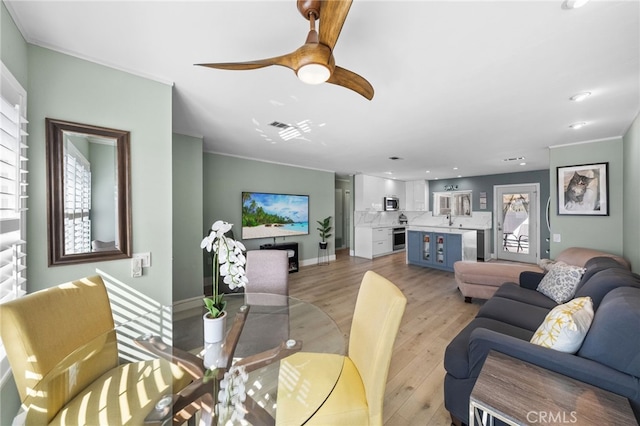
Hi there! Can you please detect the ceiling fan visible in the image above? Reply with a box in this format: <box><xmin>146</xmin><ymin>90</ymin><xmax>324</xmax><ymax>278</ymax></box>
<box><xmin>197</xmin><ymin>0</ymin><xmax>374</xmax><ymax>100</ymax></box>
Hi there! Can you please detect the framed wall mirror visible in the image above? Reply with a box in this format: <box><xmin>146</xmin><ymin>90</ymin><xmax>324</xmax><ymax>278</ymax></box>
<box><xmin>46</xmin><ymin>118</ymin><xmax>132</xmax><ymax>265</ymax></box>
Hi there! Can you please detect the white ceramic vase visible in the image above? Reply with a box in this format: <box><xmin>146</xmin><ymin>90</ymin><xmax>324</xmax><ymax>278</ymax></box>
<box><xmin>203</xmin><ymin>311</ymin><xmax>227</xmax><ymax>344</ymax></box>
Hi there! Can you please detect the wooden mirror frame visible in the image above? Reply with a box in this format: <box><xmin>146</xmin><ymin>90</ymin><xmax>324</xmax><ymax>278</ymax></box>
<box><xmin>46</xmin><ymin>118</ymin><xmax>132</xmax><ymax>265</ymax></box>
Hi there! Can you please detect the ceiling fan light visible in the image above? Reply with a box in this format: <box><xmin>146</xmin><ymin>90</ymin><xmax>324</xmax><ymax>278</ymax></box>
<box><xmin>297</xmin><ymin>63</ymin><xmax>331</xmax><ymax>85</ymax></box>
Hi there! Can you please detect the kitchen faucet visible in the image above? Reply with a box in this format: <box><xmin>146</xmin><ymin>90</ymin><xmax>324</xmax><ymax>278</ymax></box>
<box><xmin>447</xmin><ymin>214</ymin><xmax>454</xmax><ymax>226</ymax></box>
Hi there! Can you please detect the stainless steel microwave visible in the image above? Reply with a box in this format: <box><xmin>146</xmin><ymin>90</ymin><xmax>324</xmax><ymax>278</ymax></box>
<box><xmin>384</xmin><ymin>196</ymin><xmax>399</xmax><ymax>211</ymax></box>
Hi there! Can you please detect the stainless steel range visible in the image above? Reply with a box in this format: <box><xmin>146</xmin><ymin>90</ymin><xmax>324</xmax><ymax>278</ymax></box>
<box><xmin>393</xmin><ymin>227</ymin><xmax>406</xmax><ymax>250</ymax></box>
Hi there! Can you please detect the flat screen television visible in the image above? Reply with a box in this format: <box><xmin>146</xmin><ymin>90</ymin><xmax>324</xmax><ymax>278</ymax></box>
<box><xmin>242</xmin><ymin>192</ymin><xmax>309</xmax><ymax>240</ymax></box>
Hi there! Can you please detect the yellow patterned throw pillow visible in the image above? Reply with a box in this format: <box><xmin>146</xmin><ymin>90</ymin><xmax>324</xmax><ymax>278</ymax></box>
<box><xmin>530</xmin><ymin>296</ymin><xmax>594</xmax><ymax>353</ymax></box>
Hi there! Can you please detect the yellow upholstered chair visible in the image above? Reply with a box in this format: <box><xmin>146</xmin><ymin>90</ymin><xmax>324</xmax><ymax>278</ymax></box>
<box><xmin>0</xmin><ymin>276</ymin><xmax>193</xmax><ymax>425</ymax></box>
<box><xmin>277</xmin><ymin>270</ymin><xmax>407</xmax><ymax>426</ymax></box>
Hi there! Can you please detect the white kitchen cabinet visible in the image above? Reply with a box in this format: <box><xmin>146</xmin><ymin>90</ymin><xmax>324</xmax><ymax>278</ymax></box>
<box><xmin>355</xmin><ymin>174</ymin><xmax>406</xmax><ymax>211</ymax></box>
<box><xmin>355</xmin><ymin>227</ymin><xmax>393</xmax><ymax>259</ymax></box>
<box><xmin>355</xmin><ymin>174</ymin><xmax>383</xmax><ymax>211</ymax></box>
<box><xmin>405</xmin><ymin>179</ymin><xmax>428</xmax><ymax>211</ymax></box>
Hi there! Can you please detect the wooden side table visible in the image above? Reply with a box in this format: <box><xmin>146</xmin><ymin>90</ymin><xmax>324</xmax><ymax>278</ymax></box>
<box><xmin>469</xmin><ymin>350</ymin><xmax>637</xmax><ymax>426</ymax></box>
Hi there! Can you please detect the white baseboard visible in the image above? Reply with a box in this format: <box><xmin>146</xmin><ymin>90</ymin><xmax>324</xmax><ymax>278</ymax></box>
<box><xmin>299</xmin><ymin>254</ymin><xmax>336</xmax><ymax>267</ymax></box>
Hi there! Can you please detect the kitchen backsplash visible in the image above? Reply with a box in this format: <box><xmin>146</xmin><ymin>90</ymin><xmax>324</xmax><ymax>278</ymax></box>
<box><xmin>354</xmin><ymin>210</ymin><xmax>492</xmax><ymax>230</ymax></box>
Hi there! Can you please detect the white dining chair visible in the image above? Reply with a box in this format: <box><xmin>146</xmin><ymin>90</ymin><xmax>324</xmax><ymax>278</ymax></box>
<box><xmin>238</xmin><ymin>249</ymin><xmax>291</xmax><ymax>357</ymax></box>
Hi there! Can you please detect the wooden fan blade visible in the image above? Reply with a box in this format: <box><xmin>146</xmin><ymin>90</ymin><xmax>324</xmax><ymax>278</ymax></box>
<box><xmin>327</xmin><ymin>65</ymin><xmax>374</xmax><ymax>100</ymax></box>
<box><xmin>196</xmin><ymin>52</ymin><xmax>296</xmax><ymax>71</ymax></box>
<box><xmin>318</xmin><ymin>0</ymin><xmax>353</xmax><ymax>50</ymax></box>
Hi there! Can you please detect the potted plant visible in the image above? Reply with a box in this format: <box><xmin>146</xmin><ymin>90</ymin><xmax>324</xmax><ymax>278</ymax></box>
<box><xmin>201</xmin><ymin>220</ymin><xmax>248</xmax><ymax>343</ymax></box>
<box><xmin>316</xmin><ymin>216</ymin><xmax>332</xmax><ymax>249</ymax></box>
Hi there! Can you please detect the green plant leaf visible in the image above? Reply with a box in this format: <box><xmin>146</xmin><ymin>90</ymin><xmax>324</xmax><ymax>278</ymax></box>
<box><xmin>203</xmin><ymin>368</ymin><xmax>218</xmax><ymax>383</ymax></box>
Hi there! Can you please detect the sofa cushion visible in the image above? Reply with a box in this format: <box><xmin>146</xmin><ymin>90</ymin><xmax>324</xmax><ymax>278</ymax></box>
<box><xmin>530</xmin><ymin>296</ymin><xmax>594</xmax><ymax>353</ymax></box>
<box><xmin>555</xmin><ymin>247</ymin><xmax>630</xmax><ymax>270</ymax></box>
<box><xmin>476</xmin><ymin>297</ymin><xmax>551</xmax><ymax>331</ymax></box>
<box><xmin>578</xmin><ymin>256</ymin><xmax>629</xmax><ymax>287</ymax></box>
<box><xmin>493</xmin><ymin>283</ymin><xmax>558</xmax><ymax>309</ymax></box>
<box><xmin>578</xmin><ymin>287</ymin><xmax>640</xmax><ymax>377</ymax></box>
<box><xmin>443</xmin><ymin>317</ymin><xmax>533</xmax><ymax>379</ymax></box>
<box><xmin>536</xmin><ymin>262</ymin><xmax>586</xmax><ymax>303</ymax></box>
<box><xmin>574</xmin><ymin>267</ymin><xmax>640</xmax><ymax>309</ymax></box>
<box><xmin>453</xmin><ymin>261</ymin><xmax>541</xmax><ymax>287</ymax></box>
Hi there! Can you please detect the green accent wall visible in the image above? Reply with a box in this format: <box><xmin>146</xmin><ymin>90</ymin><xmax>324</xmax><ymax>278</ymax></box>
<box><xmin>549</xmin><ymin>138</ymin><xmax>624</xmax><ymax>257</ymax></box>
<box><xmin>203</xmin><ymin>154</ymin><xmax>335</xmax><ymax>268</ymax></box>
<box><xmin>26</xmin><ymin>45</ymin><xmax>174</xmax><ymax>305</ymax></box>
<box><xmin>623</xmin><ymin>113</ymin><xmax>640</xmax><ymax>272</ymax></box>
<box><xmin>173</xmin><ymin>133</ymin><xmax>204</xmax><ymax>302</ymax></box>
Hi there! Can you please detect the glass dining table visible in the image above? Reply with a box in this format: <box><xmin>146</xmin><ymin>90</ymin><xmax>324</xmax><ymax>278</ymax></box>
<box><xmin>9</xmin><ymin>293</ymin><xmax>344</xmax><ymax>426</ymax></box>
<box><xmin>134</xmin><ymin>293</ymin><xmax>346</xmax><ymax>425</ymax></box>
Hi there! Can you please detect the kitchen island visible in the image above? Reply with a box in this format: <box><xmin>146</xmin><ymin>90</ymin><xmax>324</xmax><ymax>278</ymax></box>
<box><xmin>406</xmin><ymin>226</ymin><xmax>477</xmax><ymax>272</ymax></box>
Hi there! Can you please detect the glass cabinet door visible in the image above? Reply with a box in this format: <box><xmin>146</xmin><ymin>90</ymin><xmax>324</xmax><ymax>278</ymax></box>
<box><xmin>422</xmin><ymin>234</ymin><xmax>431</xmax><ymax>261</ymax></box>
<box><xmin>435</xmin><ymin>234</ymin><xmax>445</xmax><ymax>264</ymax></box>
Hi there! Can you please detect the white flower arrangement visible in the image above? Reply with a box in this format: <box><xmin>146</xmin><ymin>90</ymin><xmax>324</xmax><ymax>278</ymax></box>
<box><xmin>201</xmin><ymin>220</ymin><xmax>248</xmax><ymax>318</ymax></box>
<box><xmin>216</xmin><ymin>365</ymin><xmax>249</xmax><ymax>425</ymax></box>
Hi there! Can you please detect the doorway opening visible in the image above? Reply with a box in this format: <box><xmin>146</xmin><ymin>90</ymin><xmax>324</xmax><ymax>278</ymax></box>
<box><xmin>334</xmin><ymin>187</ymin><xmax>350</xmax><ymax>250</ymax></box>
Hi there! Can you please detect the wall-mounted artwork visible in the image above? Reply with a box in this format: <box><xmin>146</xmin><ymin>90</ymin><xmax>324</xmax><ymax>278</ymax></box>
<box><xmin>557</xmin><ymin>162</ymin><xmax>608</xmax><ymax>216</ymax></box>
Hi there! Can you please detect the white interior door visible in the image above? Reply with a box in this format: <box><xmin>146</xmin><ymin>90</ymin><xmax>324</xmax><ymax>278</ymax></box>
<box><xmin>494</xmin><ymin>184</ymin><xmax>539</xmax><ymax>263</ymax></box>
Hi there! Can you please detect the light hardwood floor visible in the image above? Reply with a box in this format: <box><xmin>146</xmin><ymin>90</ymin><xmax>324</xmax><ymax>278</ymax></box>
<box><xmin>288</xmin><ymin>249</ymin><xmax>484</xmax><ymax>426</ymax></box>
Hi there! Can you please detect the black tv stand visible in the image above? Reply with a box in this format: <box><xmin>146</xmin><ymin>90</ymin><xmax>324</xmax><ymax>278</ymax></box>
<box><xmin>259</xmin><ymin>242</ymin><xmax>299</xmax><ymax>273</ymax></box>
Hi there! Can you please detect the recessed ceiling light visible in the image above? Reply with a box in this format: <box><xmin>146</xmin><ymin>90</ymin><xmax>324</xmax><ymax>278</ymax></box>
<box><xmin>562</xmin><ymin>0</ymin><xmax>590</xmax><ymax>9</ymax></box>
<box><xmin>520</xmin><ymin>162</ymin><xmax>527</xmax><ymax>166</ymax></box>
<box><xmin>569</xmin><ymin>122</ymin><xmax>587</xmax><ymax>129</ymax></box>
<box><xmin>453</xmin><ymin>167</ymin><xmax>458</xmax><ymax>170</ymax></box>
<box><xmin>570</xmin><ymin>92</ymin><xmax>591</xmax><ymax>102</ymax></box>
<box><xmin>385</xmin><ymin>171</ymin><xmax>393</xmax><ymax>175</ymax></box>
<box><xmin>425</xmin><ymin>170</ymin><xmax>430</xmax><ymax>173</ymax></box>
<box><xmin>457</xmin><ymin>175</ymin><xmax>462</xmax><ymax>178</ymax></box>
<box><xmin>434</xmin><ymin>177</ymin><xmax>439</xmax><ymax>180</ymax></box>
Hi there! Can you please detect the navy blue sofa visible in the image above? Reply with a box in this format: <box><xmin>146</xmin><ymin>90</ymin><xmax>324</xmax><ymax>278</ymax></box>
<box><xmin>444</xmin><ymin>257</ymin><xmax>640</xmax><ymax>425</ymax></box>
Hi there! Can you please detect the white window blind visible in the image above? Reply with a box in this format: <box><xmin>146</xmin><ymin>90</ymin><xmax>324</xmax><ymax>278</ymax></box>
<box><xmin>64</xmin><ymin>143</ymin><xmax>91</xmax><ymax>254</ymax></box>
<box><xmin>0</xmin><ymin>62</ymin><xmax>28</xmax><ymax>384</ymax></box>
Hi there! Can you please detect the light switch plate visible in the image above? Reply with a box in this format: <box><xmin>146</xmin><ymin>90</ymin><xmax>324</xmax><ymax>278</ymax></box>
<box><xmin>553</xmin><ymin>234</ymin><xmax>561</xmax><ymax>243</ymax></box>
<box><xmin>131</xmin><ymin>257</ymin><xmax>143</xmax><ymax>277</ymax></box>
<box><xmin>133</xmin><ymin>252</ymin><xmax>151</xmax><ymax>267</ymax></box>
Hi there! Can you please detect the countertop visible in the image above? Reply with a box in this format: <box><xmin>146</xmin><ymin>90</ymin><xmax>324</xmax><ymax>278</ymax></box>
<box><xmin>356</xmin><ymin>225</ymin><xmax>408</xmax><ymax>229</ymax></box>
<box><xmin>356</xmin><ymin>224</ymin><xmax>489</xmax><ymax>231</ymax></box>
<box><xmin>406</xmin><ymin>225</ymin><xmax>479</xmax><ymax>235</ymax></box>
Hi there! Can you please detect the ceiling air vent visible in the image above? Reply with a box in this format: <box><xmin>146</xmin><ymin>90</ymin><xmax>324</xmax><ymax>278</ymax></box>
<box><xmin>269</xmin><ymin>121</ymin><xmax>291</xmax><ymax>129</ymax></box>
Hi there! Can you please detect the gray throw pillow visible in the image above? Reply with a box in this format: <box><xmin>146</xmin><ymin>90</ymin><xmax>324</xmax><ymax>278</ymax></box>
<box><xmin>536</xmin><ymin>262</ymin><xmax>586</xmax><ymax>304</ymax></box>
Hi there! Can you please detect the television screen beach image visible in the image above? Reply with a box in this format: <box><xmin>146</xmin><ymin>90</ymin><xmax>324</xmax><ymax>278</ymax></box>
<box><xmin>242</xmin><ymin>192</ymin><xmax>309</xmax><ymax>239</ymax></box>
